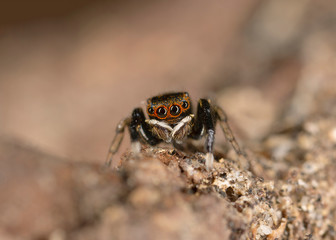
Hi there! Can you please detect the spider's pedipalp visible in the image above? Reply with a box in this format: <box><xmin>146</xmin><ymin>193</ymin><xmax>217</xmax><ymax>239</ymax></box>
<box><xmin>146</xmin><ymin>119</ymin><xmax>173</xmax><ymax>142</ymax></box>
<box><xmin>171</xmin><ymin>114</ymin><xmax>194</xmax><ymax>143</ymax></box>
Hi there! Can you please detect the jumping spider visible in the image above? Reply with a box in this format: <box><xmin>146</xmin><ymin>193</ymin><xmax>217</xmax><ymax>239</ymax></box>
<box><xmin>106</xmin><ymin>92</ymin><xmax>244</xmax><ymax>170</ymax></box>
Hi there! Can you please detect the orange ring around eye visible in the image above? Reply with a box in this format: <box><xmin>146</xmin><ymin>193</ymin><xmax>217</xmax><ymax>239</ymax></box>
<box><xmin>155</xmin><ymin>106</ymin><xmax>168</xmax><ymax>119</ymax></box>
<box><xmin>169</xmin><ymin>104</ymin><xmax>182</xmax><ymax>118</ymax></box>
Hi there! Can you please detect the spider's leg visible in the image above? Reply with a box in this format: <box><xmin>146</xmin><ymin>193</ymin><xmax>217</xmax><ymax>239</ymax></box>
<box><xmin>105</xmin><ymin>108</ymin><xmax>161</xmax><ymax>168</ymax></box>
<box><xmin>105</xmin><ymin>117</ymin><xmax>131</xmax><ymax>167</ymax></box>
<box><xmin>130</xmin><ymin>108</ymin><xmax>162</xmax><ymax>147</ymax></box>
<box><xmin>189</xmin><ymin>99</ymin><xmax>216</xmax><ymax>171</ymax></box>
<box><xmin>214</xmin><ymin>106</ymin><xmax>246</xmax><ymax>156</ymax></box>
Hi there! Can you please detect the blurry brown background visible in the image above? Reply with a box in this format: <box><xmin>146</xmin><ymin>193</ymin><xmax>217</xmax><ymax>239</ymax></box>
<box><xmin>0</xmin><ymin>0</ymin><xmax>335</xmax><ymax>164</ymax></box>
<box><xmin>2</xmin><ymin>1</ymin><xmax>336</xmax><ymax>240</ymax></box>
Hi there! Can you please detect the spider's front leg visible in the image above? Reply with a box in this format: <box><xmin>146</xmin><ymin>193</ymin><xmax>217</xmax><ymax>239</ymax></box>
<box><xmin>105</xmin><ymin>108</ymin><xmax>161</xmax><ymax>167</ymax></box>
<box><xmin>189</xmin><ymin>99</ymin><xmax>216</xmax><ymax>171</ymax></box>
<box><xmin>131</xmin><ymin>108</ymin><xmax>162</xmax><ymax>147</ymax></box>
<box><xmin>189</xmin><ymin>99</ymin><xmax>245</xmax><ymax>171</ymax></box>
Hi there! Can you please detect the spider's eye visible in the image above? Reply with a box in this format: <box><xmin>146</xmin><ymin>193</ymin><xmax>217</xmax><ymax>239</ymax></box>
<box><xmin>181</xmin><ymin>101</ymin><xmax>189</xmax><ymax>109</ymax></box>
<box><xmin>148</xmin><ymin>107</ymin><xmax>154</xmax><ymax>114</ymax></box>
<box><xmin>170</xmin><ymin>105</ymin><xmax>181</xmax><ymax>116</ymax></box>
<box><xmin>156</xmin><ymin>106</ymin><xmax>167</xmax><ymax>118</ymax></box>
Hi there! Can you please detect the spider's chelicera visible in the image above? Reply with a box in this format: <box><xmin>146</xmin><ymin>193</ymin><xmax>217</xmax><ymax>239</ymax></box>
<box><xmin>106</xmin><ymin>92</ymin><xmax>244</xmax><ymax>170</ymax></box>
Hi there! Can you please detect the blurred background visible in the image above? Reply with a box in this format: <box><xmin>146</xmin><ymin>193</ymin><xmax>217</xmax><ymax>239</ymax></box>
<box><xmin>1</xmin><ymin>0</ymin><xmax>336</xmax><ymax>164</ymax></box>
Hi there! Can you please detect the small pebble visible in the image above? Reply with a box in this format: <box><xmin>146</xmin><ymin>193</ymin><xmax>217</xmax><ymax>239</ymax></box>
<box><xmin>257</xmin><ymin>224</ymin><xmax>273</xmax><ymax>236</ymax></box>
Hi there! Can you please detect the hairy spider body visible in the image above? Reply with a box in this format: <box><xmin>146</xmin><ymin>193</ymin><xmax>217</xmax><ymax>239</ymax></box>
<box><xmin>106</xmin><ymin>92</ymin><xmax>244</xmax><ymax>170</ymax></box>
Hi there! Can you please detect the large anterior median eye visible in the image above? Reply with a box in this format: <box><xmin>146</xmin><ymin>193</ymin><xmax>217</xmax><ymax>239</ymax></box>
<box><xmin>170</xmin><ymin>105</ymin><xmax>181</xmax><ymax>116</ymax></box>
<box><xmin>156</xmin><ymin>106</ymin><xmax>167</xmax><ymax>118</ymax></box>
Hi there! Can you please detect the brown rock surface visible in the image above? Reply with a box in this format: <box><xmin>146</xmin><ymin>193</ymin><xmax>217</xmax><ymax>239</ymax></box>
<box><xmin>1</xmin><ymin>104</ymin><xmax>336</xmax><ymax>239</ymax></box>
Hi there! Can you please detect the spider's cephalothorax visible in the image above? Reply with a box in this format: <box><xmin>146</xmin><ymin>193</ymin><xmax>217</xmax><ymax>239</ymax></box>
<box><xmin>147</xmin><ymin>92</ymin><xmax>192</xmax><ymax>123</ymax></box>
<box><xmin>106</xmin><ymin>92</ymin><xmax>244</xmax><ymax>171</ymax></box>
